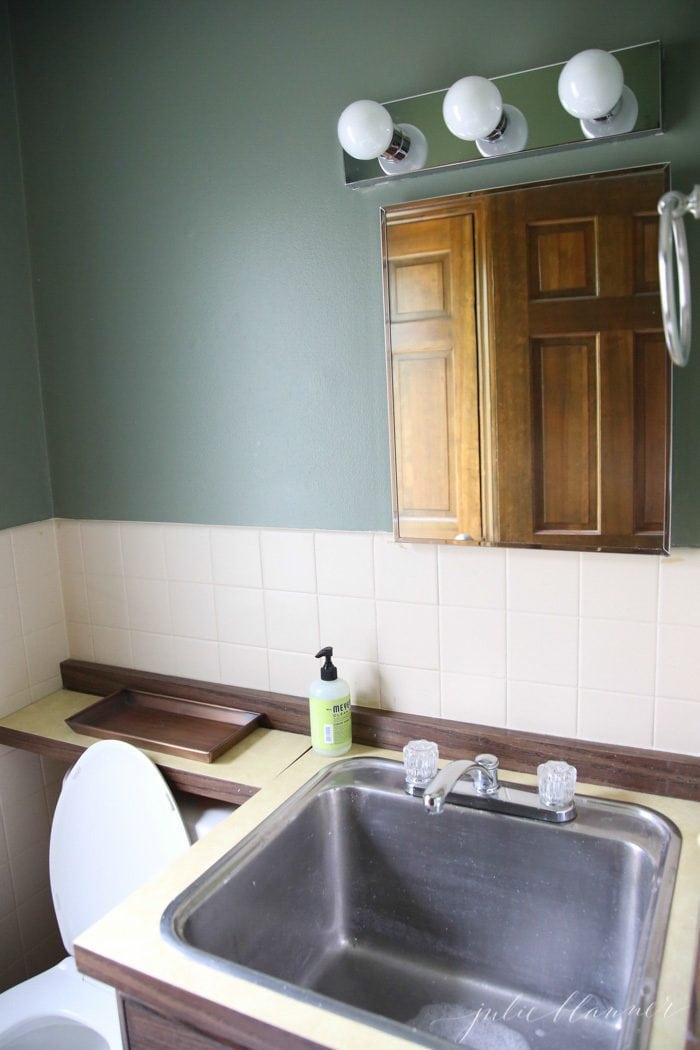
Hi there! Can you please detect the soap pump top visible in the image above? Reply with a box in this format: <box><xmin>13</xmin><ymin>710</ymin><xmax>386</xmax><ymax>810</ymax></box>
<box><xmin>315</xmin><ymin>646</ymin><xmax>338</xmax><ymax>681</ymax></box>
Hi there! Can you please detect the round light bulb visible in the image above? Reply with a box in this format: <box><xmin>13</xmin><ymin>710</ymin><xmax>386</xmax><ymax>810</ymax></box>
<box><xmin>558</xmin><ymin>49</ymin><xmax>624</xmax><ymax>120</ymax></box>
<box><xmin>443</xmin><ymin>76</ymin><xmax>503</xmax><ymax>141</ymax></box>
<box><xmin>337</xmin><ymin>100</ymin><xmax>394</xmax><ymax>160</ymax></box>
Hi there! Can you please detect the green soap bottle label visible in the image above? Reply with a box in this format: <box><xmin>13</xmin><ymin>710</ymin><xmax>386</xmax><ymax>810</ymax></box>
<box><xmin>309</xmin><ymin>694</ymin><xmax>352</xmax><ymax>754</ymax></box>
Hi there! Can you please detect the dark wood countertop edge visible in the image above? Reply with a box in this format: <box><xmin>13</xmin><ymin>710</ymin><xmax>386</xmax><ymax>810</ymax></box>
<box><xmin>75</xmin><ymin>945</ymin><xmax>326</xmax><ymax>1050</ymax></box>
<box><xmin>60</xmin><ymin>659</ymin><xmax>700</xmax><ymax>802</ymax></box>
<box><xmin>0</xmin><ymin>724</ymin><xmax>258</xmax><ymax>806</ymax></box>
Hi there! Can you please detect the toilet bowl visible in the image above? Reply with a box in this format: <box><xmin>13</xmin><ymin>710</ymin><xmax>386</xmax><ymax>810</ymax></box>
<box><xmin>0</xmin><ymin>740</ymin><xmax>234</xmax><ymax>1049</ymax></box>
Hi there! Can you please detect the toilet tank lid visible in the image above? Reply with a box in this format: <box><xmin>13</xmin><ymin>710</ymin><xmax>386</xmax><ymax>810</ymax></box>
<box><xmin>49</xmin><ymin>739</ymin><xmax>191</xmax><ymax>955</ymax></box>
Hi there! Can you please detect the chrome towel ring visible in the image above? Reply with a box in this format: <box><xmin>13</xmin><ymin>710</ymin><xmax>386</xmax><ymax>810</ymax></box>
<box><xmin>658</xmin><ymin>185</ymin><xmax>699</xmax><ymax>367</ymax></box>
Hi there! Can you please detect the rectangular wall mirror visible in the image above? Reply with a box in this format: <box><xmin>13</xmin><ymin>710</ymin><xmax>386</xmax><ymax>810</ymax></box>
<box><xmin>382</xmin><ymin>165</ymin><xmax>671</xmax><ymax>554</ymax></box>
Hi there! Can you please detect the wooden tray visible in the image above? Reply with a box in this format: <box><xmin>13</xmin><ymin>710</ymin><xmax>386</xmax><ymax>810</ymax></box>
<box><xmin>66</xmin><ymin>689</ymin><xmax>263</xmax><ymax>762</ymax></box>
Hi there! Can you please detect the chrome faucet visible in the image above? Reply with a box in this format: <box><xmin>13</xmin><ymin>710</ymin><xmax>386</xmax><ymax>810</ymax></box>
<box><xmin>418</xmin><ymin>752</ymin><xmax>577</xmax><ymax>824</ymax></box>
<box><xmin>423</xmin><ymin>754</ymin><xmax>499</xmax><ymax>814</ymax></box>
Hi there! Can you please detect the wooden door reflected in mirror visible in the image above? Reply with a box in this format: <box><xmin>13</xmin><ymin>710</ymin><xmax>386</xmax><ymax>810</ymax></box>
<box><xmin>382</xmin><ymin>166</ymin><xmax>670</xmax><ymax>553</ymax></box>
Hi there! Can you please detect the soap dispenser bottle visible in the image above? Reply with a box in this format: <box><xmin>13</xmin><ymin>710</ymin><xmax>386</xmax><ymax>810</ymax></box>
<box><xmin>309</xmin><ymin>647</ymin><xmax>352</xmax><ymax>756</ymax></box>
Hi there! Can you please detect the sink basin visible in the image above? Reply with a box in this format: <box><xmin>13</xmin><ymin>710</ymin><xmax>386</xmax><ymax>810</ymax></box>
<box><xmin>162</xmin><ymin>757</ymin><xmax>680</xmax><ymax>1050</ymax></box>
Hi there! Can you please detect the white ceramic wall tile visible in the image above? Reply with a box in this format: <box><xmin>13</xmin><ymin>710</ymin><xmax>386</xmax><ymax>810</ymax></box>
<box><xmin>30</xmin><ymin>678</ymin><xmax>62</xmax><ymax>703</ymax></box>
<box><xmin>314</xmin><ymin>532</ymin><xmax>373</xmax><ymax>598</ymax></box>
<box><xmin>264</xmin><ymin>591</ymin><xmax>319</xmax><ymax>654</ymax></box>
<box><xmin>507</xmin><ymin>549</ymin><xmax>579</xmax><ymax>616</ymax></box>
<box><xmin>0</xmin><ymin>864</ymin><xmax>14</xmax><ymax>921</ymax></box>
<box><xmin>376</xmin><ymin>601</ymin><xmax>439</xmax><ymax>670</ymax></box>
<box><xmin>0</xmin><ymin>690</ymin><xmax>31</xmax><ymax>719</ymax></box>
<box><xmin>379</xmin><ymin>665</ymin><xmax>440</xmax><ymax>717</ymax></box>
<box><xmin>440</xmin><ymin>606</ymin><xmax>506</xmax><ymax>677</ymax></box>
<box><xmin>0</xmin><ymin>586</ymin><xmax>21</xmax><ymax>643</ymax></box>
<box><xmin>81</xmin><ymin>522</ymin><xmax>123</xmax><ymax>577</ymax></box>
<box><xmin>507</xmin><ymin>681</ymin><xmax>578</xmax><ymax>737</ymax></box>
<box><xmin>11</xmin><ymin>522</ymin><xmax>58</xmax><ymax>582</ymax></box>
<box><xmin>164</xmin><ymin>526</ymin><xmax>212</xmax><ymax>583</ymax></box>
<box><xmin>656</xmin><ymin>624</ymin><xmax>700</xmax><ymax>702</ymax></box>
<box><xmin>220</xmin><ymin>643</ymin><xmax>270</xmax><ymax>691</ymax></box>
<box><xmin>24</xmin><ymin>624</ymin><xmax>68</xmax><ymax>687</ymax></box>
<box><xmin>655</xmin><ymin>697</ymin><xmax>700</xmax><ymax>755</ymax></box>
<box><xmin>214</xmin><ymin>586</ymin><xmax>267</xmax><ymax>647</ymax></box>
<box><xmin>211</xmin><ymin>528</ymin><xmax>262</xmax><ymax>588</ymax></box>
<box><xmin>0</xmin><ymin>958</ymin><xmax>27</xmax><ymax>995</ymax></box>
<box><xmin>91</xmin><ymin>625</ymin><xmax>132</xmax><ymax>667</ymax></box>
<box><xmin>339</xmin><ymin>658</ymin><xmax>380</xmax><ymax>708</ymax></box>
<box><xmin>0</xmin><ymin>750</ymin><xmax>44</xmax><ymax>804</ymax></box>
<box><xmin>55</xmin><ymin>520</ymin><xmax>84</xmax><ymax>576</ymax></box>
<box><xmin>130</xmin><ymin>632</ymin><xmax>175</xmax><ymax>675</ymax></box>
<box><xmin>44</xmin><ymin>780</ymin><xmax>63</xmax><ymax>822</ymax></box>
<box><xmin>169</xmin><ymin>581</ymin><xmax>216</xmax><ymax>640</ymax></box>
<box><xmin>125</xmin><ymin>577</ymin><xmax>172</xmax><ymax>635</ymax></box>
<box><xmin>85</xmin><ymin>574</ymin><xmax>128</xmax><ymax>630</ymax></box>
<box><xmin>60</xmin><ymin>572</ymin><xmax>89</xmax><ymax>624</ymax></box>
<box><xmin>17</xmin><ymin>887</ymin><xmax>57</xmax><ymax>952</ymax></box>
<box><xmin>66</xmin><ymin>622</ymin><xmax>94</xmax><ymax>662</ymax></box>
<box><xmin>260</xmin><ymin>530</ymin><xmax>316</xmax><ymax>593</ymax></box>
<box><xmin>0</xmin><ymin>638</ymin><xmax>29</xmax><ymax>700</ymax></box>
<box><xmin>580</xmin><ymin>618</ymin><xmax>657</xmax><ymax>696</ymax></box>
<box><xmin>0</xmin><ymin>914</ymin><xmax>23</xmax><ymax>975</ymax></box>
<box><xmin>659</xmin><ymin>549</ymin><xmax>700</xmax><ymax>626</ymax></box>
<box><xmin>40</xmin><ymin>756</ymin><xmax>70</xmax><ymax>788</ymax></box>
<box><xmin>318</xmin><ymin>596</ymin><xmax>377</xmax><ymax>662</ymax></box>
<box><xmin>0</xmin><ymin>523</ymin><xmax>73</xmax><ymax>984</ymax></box>
<box><xmin>2</xmin><ymin>789</ymin><xmax>49</xmax><ymax>858</ymax></box>
<box><xmin>441</xmin><ymin>672</ymin><xmax>507</xmax><ymax>727</ymax></box>
<box><xmin>508</xmin><ymin>612</ymin><xmax>579</xmax><ymax>687</ymax></box>
<box><xmin>438</xmin><ymin>545</ymin><xmax>506</xmax><ymax>609</ymax></box>
<box><xmin>120</xmin><ymin>523</ymin><xmax>167</xmax><ymax>579</ymax></box>
<box><xmin>578</xmin><ymin>689</ymin><xmax>654</xmax><ymax>748</ymax></box>
<box><xmin>0</xmin><ymin>815</ymin><xmax>8</xmax><ymax>867</ymax></box>
<box><xmin>16</xmin><ymin>572</ymin><xmax>63</xmax><ymax>634</ymax></box>
<box><xmin>374</xmin><ymin>534</ymin><xmax>437</xmax><ymax>604</ymax></box>
<box><xmin>24</xmin><ymin>928</ymin><xmax>63</xmax><ymax>980</ymax></box>
<box><xmin>172</xmin><ymin>638</ymin><xmax>220</xmax><ymax>683</ymax></box>
<box><xmin>267</xmin><ymin>649</ymin><xmax>314</xmax><ymax>698</ymax></box>
<box><xmin>9</xmin><ymin>839</ymin><xmax>50</xmax><ymax>906</ymax></box>
<box><xmin>580</xmin><ymin>552</ymin><xmax>659</xmax><ymax>622</ymax></box>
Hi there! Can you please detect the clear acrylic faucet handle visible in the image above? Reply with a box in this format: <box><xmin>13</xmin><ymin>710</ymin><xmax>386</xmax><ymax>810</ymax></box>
<box><xmin>403</xmin><ymin>739</ymin><xmax>439</xmax><ymax>789</ymax></box>
<box><xmin>537</xmin><ymin>760</ymin><xmax>577</xmax><ymax>808</ymax></box>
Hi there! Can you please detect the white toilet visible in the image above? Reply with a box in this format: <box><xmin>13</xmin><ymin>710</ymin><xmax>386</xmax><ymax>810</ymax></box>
<box><xmin>0</xmin><ymin>740</ymin><xmax>233</xmax><ymax>1049</ymax></box>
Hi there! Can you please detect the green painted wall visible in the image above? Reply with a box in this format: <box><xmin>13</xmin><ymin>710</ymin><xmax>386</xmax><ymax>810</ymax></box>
<box><xmin>0</xmin><ymin>1</ymin><xmax>52</xmax><ymax>529</ymax></box>
<box><xmin>8</xmin><ymin>1</ymin><xmax>700</xmax><ymax>539</ymax></box>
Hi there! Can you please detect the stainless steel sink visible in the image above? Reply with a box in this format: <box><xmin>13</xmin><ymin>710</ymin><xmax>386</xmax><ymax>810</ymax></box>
<box><xmin>162</xmin><ymin>757</ymin><xmax>680</xmax><ymax>1050</ymax></box>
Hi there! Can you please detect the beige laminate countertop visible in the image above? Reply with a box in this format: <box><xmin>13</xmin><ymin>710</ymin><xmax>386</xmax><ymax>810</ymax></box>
<box><xmin>2</xmin><ymin>690</ymin><xmax>698</xmax><ymax>1048</ymax></box>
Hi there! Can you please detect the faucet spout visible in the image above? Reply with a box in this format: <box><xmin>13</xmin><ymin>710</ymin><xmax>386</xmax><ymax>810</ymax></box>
<box><xmin>423</xmin><ymin>755</ymin><xmax>499</xmax><ymax>814</ymax></box>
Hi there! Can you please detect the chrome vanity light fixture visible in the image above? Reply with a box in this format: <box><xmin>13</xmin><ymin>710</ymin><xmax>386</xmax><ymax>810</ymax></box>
<box><xmin>558</xmin><ymin>48</ymin><xmax>638</xmax><ymax>138</ymax></box>
<box><xmin>339</xmin><ymin>42</ymin><xmax>660</xmax><ymax>187</ymax></box>
<box><xmin>442</xmin><ymin>75</ymin><xmax>528</xmax><ymax>156</ymax></box>
<box><xmin>336</xmin><ymin>100</ymin><xmax>428</xmax><ymax>175</ymax></box>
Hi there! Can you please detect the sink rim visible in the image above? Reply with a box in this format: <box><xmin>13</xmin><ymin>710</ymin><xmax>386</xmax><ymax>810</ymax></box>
<box><xmin>161</xmin><ymin>755</ymin><xmax>681</xmax><ymax>1050</ymax></box>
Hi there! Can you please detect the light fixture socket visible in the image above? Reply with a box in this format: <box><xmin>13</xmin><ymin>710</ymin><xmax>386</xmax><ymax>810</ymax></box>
<box><xmin>378</xmin><ymin>123</ymin><xmax>428</xmax><ymax>175</ymax></box>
